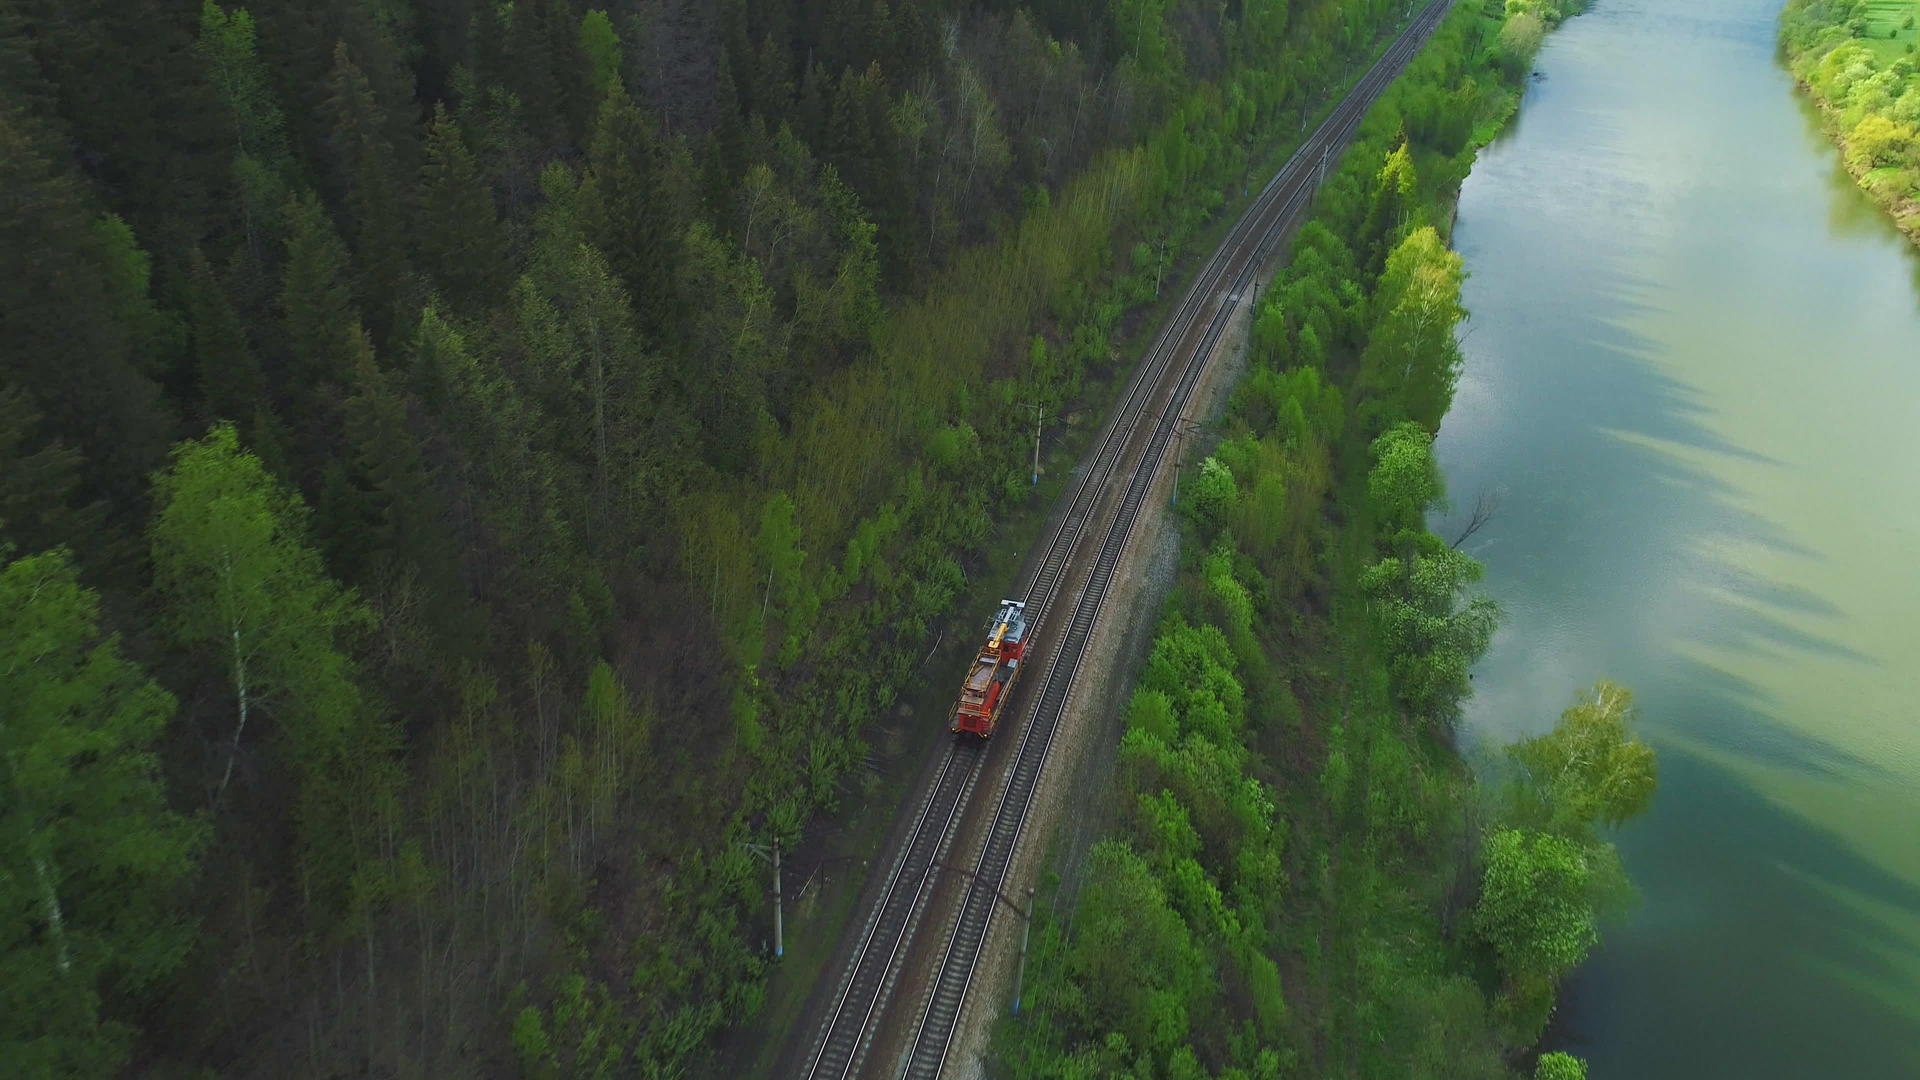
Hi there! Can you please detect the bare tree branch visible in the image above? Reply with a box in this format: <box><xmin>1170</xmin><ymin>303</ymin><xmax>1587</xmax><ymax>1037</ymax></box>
<box><xmin>1450</xmin><ymin>488</ymin><xmax>1502</xmax><ymax>549</ymax></box>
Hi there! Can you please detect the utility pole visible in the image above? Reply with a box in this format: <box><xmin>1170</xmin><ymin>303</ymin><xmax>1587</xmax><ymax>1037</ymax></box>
<box><xmin>1011</xmin><ymin>886</ymin><xmax>1036</xmax><ymax>1016</ymax></box>
<box><xmin>1170</xmin><ymin>417</ymin><xmax>1201</xmax><ymax>506</ymax></box>
<box><xmin>741</xmin><ymin>840</ymin><xmax>783</xmax><ymax>959</ymax></box>
<box><xmin>1021</xmin><ymin>402</ymin><xmax>1044</xmax><ymax>484</ymax></box>
<box><xmin>925</xmin><ymin>862</ymin><xmax>1039</xmax><ymax>1016</ymax></box>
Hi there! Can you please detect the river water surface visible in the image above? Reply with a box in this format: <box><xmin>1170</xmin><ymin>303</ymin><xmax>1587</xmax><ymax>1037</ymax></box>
<box><xmin>1433</xmin><ymin>0</ymin><xmax>1920</xmax><ymax>1074</ymax></box>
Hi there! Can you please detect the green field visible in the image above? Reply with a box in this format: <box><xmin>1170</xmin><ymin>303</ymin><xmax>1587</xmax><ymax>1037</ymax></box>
<box><xmin>1861</xmin><ymin>0</ymin><xmax>1920</xmax><ymax>62</ymax></box>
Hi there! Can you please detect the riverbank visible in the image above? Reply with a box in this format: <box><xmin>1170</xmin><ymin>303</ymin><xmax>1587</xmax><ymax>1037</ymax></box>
<box><xmin>1780</xmin><ymin>0</ymin><xmax>1920</xmax><ymax>238</ymax></box>
<box><xmin>989</xmin><ymin>2</ymin><xmax>1638</xmax><ymax>1077</ymax></box>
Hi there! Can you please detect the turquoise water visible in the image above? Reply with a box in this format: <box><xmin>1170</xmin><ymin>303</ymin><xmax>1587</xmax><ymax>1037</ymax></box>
<box><xmin>1434</xmin><ymin>0</ymin><xmax>1920</xmax><ymax>1074</ymax></box>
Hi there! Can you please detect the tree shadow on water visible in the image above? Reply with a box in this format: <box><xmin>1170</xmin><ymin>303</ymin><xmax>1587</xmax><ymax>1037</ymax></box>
<box><xmin>1653</xmin><ymin>656</ymin><xmax>1896</xmax><ymax>784</ymax></box>
<box><xmin>1546</xmin><ymin>743</ymin><xmax>1920</xmax><ymax>1078</ymax></box>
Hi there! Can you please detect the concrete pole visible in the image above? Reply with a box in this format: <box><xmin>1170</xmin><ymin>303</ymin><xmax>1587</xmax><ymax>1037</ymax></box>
<box><xmin>1011</xmin><ymin>887</ymin><xmax>1036</xmax><ymax>1015</ymax></box>
<box><xmin>773</xmin><ymin>840</ymin><xmax>784</xmax><ymax>960</ymax></box>
<box><xmin>1032</xmin><ymin>403</ymin><xmax>1043</xmax><ymax>485</ymax></box>
<box><xmin>1172</xmin><ymin>435</ymin><xmax>1183</xmax><ymax>507</ymax></box>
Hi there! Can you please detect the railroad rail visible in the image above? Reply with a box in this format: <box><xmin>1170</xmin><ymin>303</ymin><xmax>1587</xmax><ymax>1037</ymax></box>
<box><xmin>797</xmin><ymin>5</ymin><xmax>1454</xmax><ymax>1076</ymax></box>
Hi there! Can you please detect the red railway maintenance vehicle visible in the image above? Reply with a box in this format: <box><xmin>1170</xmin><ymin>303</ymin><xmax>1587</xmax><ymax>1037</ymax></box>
<box><xmin>949</xmin><ymin>599</ymin><xmax>1030</xmax><ymax>738</ymax></box>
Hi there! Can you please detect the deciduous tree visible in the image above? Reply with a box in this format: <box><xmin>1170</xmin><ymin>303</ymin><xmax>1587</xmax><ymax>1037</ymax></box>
<box><xmin>0</xmin><ymin>549</ymin><xmax>204</xmax><ymax>1078</ymax></box>
<box><xmin>1535</xmin><ymin>1051</ymin><xmax>1589</xmax><ymax>1080</ymax></box>
<box><xmin>1360</xmin><ymin>227</ymin><xmax>1466</xmax><ymax>433</ymax></box>
<box><xmin>1473</xmin><ymin>828</ymin><xmax>1596</xmax><ymax>982</ymax></box>
<box><xmin>149</xmin><ymin>424</ymin><xmax>390</xmax><ymax>912</ymax></box>
<box><xmin>1507</xmin><ymin>680</ymin><xmax>1657</xmax><ymax>838</ymax></box>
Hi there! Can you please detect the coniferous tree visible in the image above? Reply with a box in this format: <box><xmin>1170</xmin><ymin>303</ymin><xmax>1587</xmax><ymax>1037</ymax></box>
<box><xmin>0</xmin><ymin>107</ymin><xmax>172</xmax><ymax>511</ymax></box>
<box><xmin>675</xmin><ymin>222</ymin><xmax>779</xmax><ymax>474</ymax></box>
<box><xmin>577</xmin><ymin>81</ymin><xmax>687</xmax><ymax>335</ymax></box>
<box><xmin>0</xmin><ymin>4</ymin><xmax>61</xmax><ymax>133</ymax></box>
<box><xmin>509</xmin><ymin>0</ymin><xmax>591</xmax><ymax>150</ymax></box>
<box><xmin>183</xmin><ymin>247</ymin><xmax>265</xmax><ymax>434</ymax></box>
<box><xmin>324</xmin><ymin>41</ymin><xmax>412</xmax><ymax>338</ymax></box>
<box><xmin>514</xmin><ymin>228</ymin><xmax>659</xmax><ymax>529</ymax></box>
<box><xmin>91</xmin><ymin>213</ymin><xmax>186</xmax><ymax>382</ymax></box>
<box><xmin>0</xmin><ymin>383</ymin><xmax>105</xmax><ymax>562</ymax></box>
<box><xmin>416</xmin><ymin>104</ymin><xmax>508</xmax><ymax>312</ymax></box>
<box><xmin>19</xmin><ymin>0</ymin><xmax>220</xmax><ymax>231</ymax></box>
<box><xmin>277</xmin><ymin>191</ymin><xmax>364</xmax><ymax>465</ymax></box>
<box><xmin>340</xmin><ymin>338</ymin><xmax>461</xmax><ymax>617</ymax></box>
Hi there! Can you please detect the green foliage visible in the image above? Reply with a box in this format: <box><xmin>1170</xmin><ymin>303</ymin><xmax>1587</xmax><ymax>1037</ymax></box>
<box><xmin>1127</xmin><ymin>689</ymin><xmax>1180</xmax><ymax>741</ymax></box>
<box><xmin>149</xmin><ymin>424</ymin><xmax>393</xmax><ymax>915</ymax></box>
<box><xmin>1360</xmin><ymin>538</ymin><xmax>1499</xmax><ymax>724</ymax></box>
<box><xmin>1535</xmin><ymin>1051</ymin><xmax>1589</xmax><ymax>1080</ymax></box>
<box><xmin>417</xmin><ymin>105</ymin><xmax>508</xmax><ymax>312</ymax></box>
<box><xmin>1365</xmin><ymin>141</ymin><xmax>1420</xmax><ymax>269</ymax></box>
<box><xmin>195</xmin><ymin>0</ymin><xmax>290</xmax><ymax>173</ymax></box>
<box><xmin>1368</xmin><ymin>420</ymin><xmax>1445</xmax><ymax>528</ymax></box>
<box><xmin>511</xmin><ymin>973</ymin><xmax>629</xmax><ymax>1080</ymax></box>
<box><xmin>1780</xmin><ymin>0</ymin><xmax>1920</xmax><ymax>228</ymax></box>
<box><xmin>1474</xmin><ymin>829</ymin><xmax>1597</xmax><ymax>981</ymax></box>
<box><xmin>1182</xmin><ymin>456</ymin><xmax>1238</xmax><ymax>534</ymax></box>
<box><xmin>578</xmin><ymin>11</ymin><xmax>623</xmax><ymax>96</ymax></box>
<box><xmin>1468</xmin><ymin>682</ymin><xmax>1657</xmax><ymax>1044</ymax></box>
<box><xmin>1506</xmin><ymin>681</ymin><xmax>1658</xmax><ymax>838</ymax></box>
<box><xmin>1496</xmin><ymin>12</ymin><xmax>1547</xmax><ymax>78</ymax></box>
<box><xmin>0</xmin><ymin>549</ymin><xmax>204</xmax><ymax>1079</ymax></box>
<box><xmin>1360</xmin><ymin>227</ymin><xmax>1467</xmax><ymax>433</ymax></box>
<box><xmin>1528</xmin><ymin>1045</ymin><xmax>1589</xmax><ymax>1068</ymax></box>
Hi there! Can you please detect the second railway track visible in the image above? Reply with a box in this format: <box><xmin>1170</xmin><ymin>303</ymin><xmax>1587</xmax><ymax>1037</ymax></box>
<box><xmin>796</xmin><ymin>4</ymin><xmax>1456</xmax><ymax>1076</ymax></box>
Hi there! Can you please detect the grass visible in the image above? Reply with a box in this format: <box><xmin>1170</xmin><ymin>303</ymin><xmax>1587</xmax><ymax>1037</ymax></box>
<box><xmin>1860</xmin><ymin>0</ymin><xmax>1920</xmax><ymax>62</ymax></box>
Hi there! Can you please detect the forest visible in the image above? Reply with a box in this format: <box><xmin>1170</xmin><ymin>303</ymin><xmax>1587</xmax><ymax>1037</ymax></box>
<box><xmin>0</xmin><ymin>0</ymin><xmax>1582</xmax><ymax>1075</ymax></box>
<box><xmin>1781</xmin><ymin>0</ymin><xmax>1920</xmax><ymax>239</ymax></box>
<box><xmin>990</xmin><ymin>1</ymin><xmax>1656</xmax><ymax>1078</ymax></box>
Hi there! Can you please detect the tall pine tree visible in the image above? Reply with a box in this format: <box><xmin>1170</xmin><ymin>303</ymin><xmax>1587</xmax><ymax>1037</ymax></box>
<box><xmin>276</xmin><ymin>191</ymin><xmax>365</xmax><ymax>474</ymax></box>
<box><xmin>577</xmin><ymin>81</ymin><xmax>687</xmax><ymax>335</ymax></box>
<box><xmin>323</xmin><ymin>41</ymin><xmax>412</xmax><ymax>339</ymax></box>
<box><xmin>415</xmin><ymin>104</ymin><xmax>507</xmax><ymax>313</ymax></box>
<box><xmin>0</xmin><ymin>106</ymin><xmax>172</xmax><ymax>513</ymax></box>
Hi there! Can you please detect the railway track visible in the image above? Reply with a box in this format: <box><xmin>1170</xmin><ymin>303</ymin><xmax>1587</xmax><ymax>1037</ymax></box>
<box><xmin>797</xmin><ymin>5</ymin><xmax>1454</xmax><ymax>1077</ymax></box>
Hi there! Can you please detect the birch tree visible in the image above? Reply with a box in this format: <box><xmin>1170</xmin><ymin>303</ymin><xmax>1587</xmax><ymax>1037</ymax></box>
<box><xmin>1359</xmin><ymin>226</ymin><xmax>1467</xmax><ymax>433</ymax></box>
<box><xmin>0</xmin><ymin>549</ymin><xmax>203</xmax><ymax>1077</ymax></box>
<box><xmin>1507</xmin><ymin>681</ymin><xmax>1658</xmax><ymax>838</ymax></box>
<box><xmin>149</xmin><ymin>424</ymin><xmax>388</xmax><ymax>912</ymax></box>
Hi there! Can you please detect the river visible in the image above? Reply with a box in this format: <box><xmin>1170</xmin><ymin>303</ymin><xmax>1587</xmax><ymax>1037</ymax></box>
<box><xmin>1431</xmin><ymin>0</ymin><xmax>1920</xmax><ymax>1074</ymax></box>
